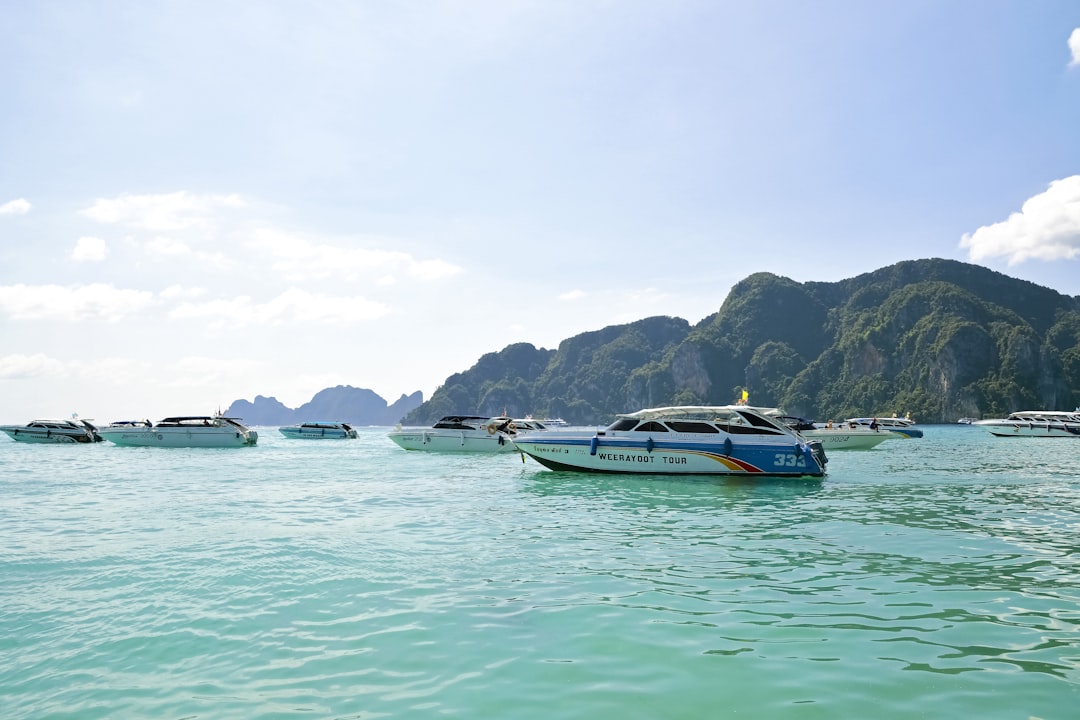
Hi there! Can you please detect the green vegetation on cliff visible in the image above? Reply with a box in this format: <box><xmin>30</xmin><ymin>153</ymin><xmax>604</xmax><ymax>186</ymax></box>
<box><xmin>403</xmin><ymin>259</ymin><xmax>1080</xmax><ymax>425</ymax></box>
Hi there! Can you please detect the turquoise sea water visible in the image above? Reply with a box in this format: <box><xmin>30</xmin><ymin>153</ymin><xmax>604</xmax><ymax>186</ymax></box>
<box><xmin>2</xmin><ymin>425</ymin><xmax>1078</xmax><ymax>719</ymax></box>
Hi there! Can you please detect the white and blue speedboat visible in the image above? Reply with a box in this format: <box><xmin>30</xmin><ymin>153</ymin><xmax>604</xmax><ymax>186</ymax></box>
<box><xmin>280</xmin><ymin>421</ymin><xmax>358</xmax><ymax>439</ymax></box>
<box><xmin>512</xmin><ymin>405</ymin><xmax>827</xmax><ymax>477</ymax></box>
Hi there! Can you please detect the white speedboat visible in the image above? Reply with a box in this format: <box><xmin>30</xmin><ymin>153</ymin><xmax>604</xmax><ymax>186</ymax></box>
<box><xmin>846</xmin><ymin>415</ymin><xmax>924</xmax><ymax>439</ymax></box>
<box><xmin>773</xmin><ymin>415</ymin><xmax>891</xmax><ymax>450</ymax></box>
<box><xmin>280</xmin><ymin>421</ymin><xmax>358</xmax><ymax>439</ymax></box>
<box><xmin>512</xmin><ymin>405</ymin><xmax>827</xmax><ymax>477</ymax></box>
<box><xmin>973</xmin><ymin>411</ymin><xmax>1080</xmax><ymax>437</ymax></box>
<box><xmin>388</xmin><ymin>415</ymin><xmax>535</xmax><ymax>453</ymax></box>
<box><xmin>0</xmin><ymin>417</ymin><xmax>103</xmax><ymax>444</ymax></box>
<box><xmin>98</xmin><ymin>415</ymin><xmax>258</xmax><ymax>447</ymax></box>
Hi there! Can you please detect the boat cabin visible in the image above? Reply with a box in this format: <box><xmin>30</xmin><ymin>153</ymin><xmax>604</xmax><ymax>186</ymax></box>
<box><xmin>601</xmin><ymin>406</ymin><xmax>792</xmax><ymax>436</ymax></box>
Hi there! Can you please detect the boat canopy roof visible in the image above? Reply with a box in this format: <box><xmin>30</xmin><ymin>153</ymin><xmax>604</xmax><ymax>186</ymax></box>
<box><xmin>436</xmin><ymin>415</ymin><xmax>494</xmax><ymax>423</ymax></box>
<box><xmin>19</xmin><ymin>418</ymin><xmax>90</xmax><ymax>428</ymax></box>
<box><xmin>1006</xmin><ymin>411</ymin><xmax>1080</xmax><ymax>420</ymax></box>
<box><xmin>619</xmin><ymin>405</ymin><xmax>769</xmax><ymax>420</ymax></box>
<box><xmin>847</xmin><ymin>416</ymin><xmax>915</xmax><ymax>426</ymax></box>
<box><xmin>607</xmin><ymin>405</ymin><xmax>794</xmax><ymax>435</ymax></box>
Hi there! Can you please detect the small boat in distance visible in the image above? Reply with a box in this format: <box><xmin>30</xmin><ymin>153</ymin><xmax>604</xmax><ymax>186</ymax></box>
<box><xmin>0</xmin><ymin>417</ymin><xmax>103</xmax><ymax>444</ymax></box>
<box><xmin>98</xmin><ymin>415</ymin><xmax>258</xmax><ymax>448</ymax></box>
<box><xmin>512</xmin><ymin>405</ymin><xmax>827</xmax><ymax>477</ymax></box>
<box><xmin>846</xmin><ymin>415</ymin><xmax>924</xmax><ymax>439</ymax></box>
<box><xmin>973</xmin><ymin>411</ymin><xmax>1080</xmax><ymax>437</ymax></box>
<box><xmin>280</xmin><ymin>421</ymin><xmax>358</xmax><ymax>439</ymax></box>
<box><xmin>388</xmin><ymin>415</ymin><xmax>538</xmax><ymax>453</ymax></box>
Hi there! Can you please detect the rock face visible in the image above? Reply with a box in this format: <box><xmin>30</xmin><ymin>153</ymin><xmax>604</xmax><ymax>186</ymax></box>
<box><xmin>225</xmin><ymin>387</ymin><xmax>423</xmax><ymax>426</ymax></box>
<box><xmin>401</xmin><ymin>259</ymin><xmax>1080</xmax><ymax>425</ymax></box>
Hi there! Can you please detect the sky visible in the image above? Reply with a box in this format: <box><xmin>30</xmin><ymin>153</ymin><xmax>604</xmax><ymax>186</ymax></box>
<box><xmin>2</xmin><ymin>1</ymin><xmax>1080</xmax><ymax>424</ymax></box>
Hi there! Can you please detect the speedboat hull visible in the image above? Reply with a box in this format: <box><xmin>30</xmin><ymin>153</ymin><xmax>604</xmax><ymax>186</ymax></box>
<box><xmin>514</xmin><ymin>431</ymin><xmax>825</xmax><ymax>476</ymax></box>
<box><xmin>799</xmin><ymin>428</ymin><xmax>891</xmax><ymax>450</ymax></box>
<box><xmin>388</xmin><ymin>428</ymin><xmax>519</xmax><ymax>453</ymax></box>
<box><xmin>973</xmin><ymin>417</ymin><xmax>1080</xmax><ymax>437</ymax></box>
<box><xmin>100</xmin><ymin>427</ymin><xmax>258</xmax><ymax>447</ymax></box>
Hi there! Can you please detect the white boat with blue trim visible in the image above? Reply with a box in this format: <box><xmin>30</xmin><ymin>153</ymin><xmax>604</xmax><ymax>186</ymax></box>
<box><xmin>98</xmin><ymin>415</ymin><xmax>258</xmax><ymax>447</ymax></box>
<box><xmin>280</xmin><ymin>421</ymin><xmax>358</xmax><ymax>439</ymax></box>
<box><xmin>511</xmin><ymin>405</ymin><xmax>827</xmax><ymax>477</ymax></box>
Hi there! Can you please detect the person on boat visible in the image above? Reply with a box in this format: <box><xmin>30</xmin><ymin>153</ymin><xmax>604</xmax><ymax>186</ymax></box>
<box><xmin>870</xmin><ymin>418</ymin><xmax>879</xmax><ymax>430</ymax></box>
<box><xmin>496</xmin><ymin>418</ymin><xmax>516</xmax><ymax>435</ymax></box>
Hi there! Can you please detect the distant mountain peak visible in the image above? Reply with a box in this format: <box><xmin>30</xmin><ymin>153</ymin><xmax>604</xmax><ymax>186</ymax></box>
<box><xmin>225</xmin><ymin>387</ymin><xmax>422</xmax><ymax>426</ymax></box>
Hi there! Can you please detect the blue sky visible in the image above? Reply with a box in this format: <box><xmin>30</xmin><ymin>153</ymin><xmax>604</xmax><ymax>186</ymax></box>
<box><xmin>2</xmin><ymin>1</ymin><xmax>1079</xmax><ymax>424</ymax></box>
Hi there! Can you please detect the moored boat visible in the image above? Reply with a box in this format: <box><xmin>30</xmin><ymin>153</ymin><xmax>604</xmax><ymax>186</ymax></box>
<box><xmin>280</xmin><ymin>421</ymin><xmax>358</xmax><ymax>439</ymax></box>
<box><xmin>846</xmin><ymin>415</ymin><xmax>923</xmax><ymax>439</ymax></box>
<box><xmin>98</xmin><ymin>415</ymin><xmax>258</xmax><ymax>447</ymax></box>
<box><xmin>512</xmin><ymin>405</ymin><xmax>827</xmax><ymax>477</ymax></box>
<box><xmin>0</xmin><ymin>417</ymin><xmax>103</xmax><ymax>444</ymax></box>
<box><xmin>773</xmin><ymin>415</ymin><xmax>891</xmax><ymax>450</ymax></box>
<box><xmin>388</xmin><ymin>415</ymin><xmax>538</xmax><ymax>453</ymax></box>
<box><xmin>973</xmin><ymin>411</ymin><xmax>1080</xmax><ymax>437</ymax></box>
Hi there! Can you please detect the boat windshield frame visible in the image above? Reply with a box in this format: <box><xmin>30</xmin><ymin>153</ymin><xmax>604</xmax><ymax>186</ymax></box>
<box><xmin>605</xmin><ymin>406</ymin><xmax>793</xmax><ymax>435</ymax></box>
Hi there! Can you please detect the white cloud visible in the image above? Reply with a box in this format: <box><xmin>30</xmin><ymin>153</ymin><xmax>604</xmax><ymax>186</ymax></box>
<box><xmin>0</xmin><ymin>198</ymin><xmax>31</xmax><ymax>215</ymax></box>
<box><xmin>157</xmin><ymin>356</ymin><xmax>263</xmax><ymax>390</ymax></box>
<box><xmin>71</xmin><ymin>236</ymin><xmax>108</xmax><ymax>262</ymax></box>
<box><xmin>145</xmin><ymin>235</ymin><xmax>192</xmax><ymax>257</ymax></box>
<box><xmin>75</xmin><ymin>357</ymin><xmax>149</xmax><ymax>385</ymax></box>
<box><xmin>0</xmin><ymin>353</ymin><xmax>68</xmax><ymax>379</ymax></box>
<box><xmin>254</xmin><ymin>228</ymin><xmax>462</xmax><ymax>282</ymax></box>
<box><xmin>169</xmin><ymin>287</ymin><xmax>389</xmax><ymax>327</ymax></box>
<box><xmin>559</xmin><ymin>289</ymin><xmax>587</xmax><ymax>301</ymax></box>
<box><xmin>0</xmin><ymin>283</ymin><xmax>156</xmax><ymax>322</ymax></box>
<box><xmin>80</xmin><ymin>191</ymin><xmax>245</xmax><ymax>231</ymax></box>
<box><xmin>960</xmin><ymin>176</ymin><xmax>1080</xmax><ymax>264</ymax></box>
<box><xmin>160</xmin><ymin>285</ymin><xmax>208</xmax><ymax>299</ymax></box>
<box><xmin>1069</xmin><ymin>28</ymin><xmax>1080</xmax><ymax>68</ymax></box>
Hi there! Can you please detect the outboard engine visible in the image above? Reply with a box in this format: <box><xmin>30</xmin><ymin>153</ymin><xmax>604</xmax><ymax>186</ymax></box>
<box><xmin>806</xmin><ymin>440</ymin><xmax>828</xmax><ymax>471</ymax></box>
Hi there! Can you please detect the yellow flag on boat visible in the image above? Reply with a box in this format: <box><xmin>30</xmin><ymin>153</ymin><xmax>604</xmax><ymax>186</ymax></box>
<box><xmin>740</xmin><ymin>389</ymin><xmax>749</xmax><ymax>403</ymax></box>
